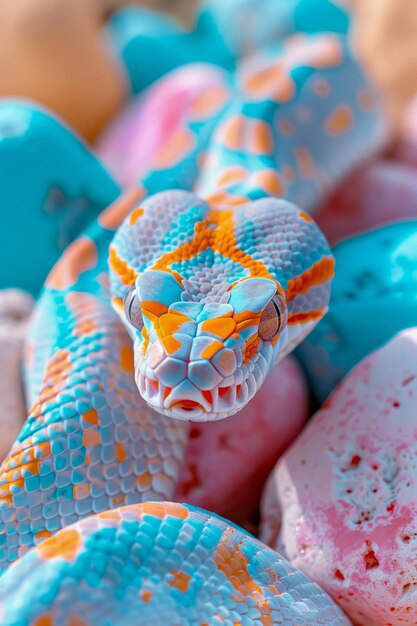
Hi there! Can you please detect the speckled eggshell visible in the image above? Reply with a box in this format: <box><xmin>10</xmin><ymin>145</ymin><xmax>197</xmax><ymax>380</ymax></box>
<box><xmin>175</xmin><ymin>356</ymin><xmax>309</xmax><ymax>524</ymax></box>
<box><xmin>396</xmin><ymin>95</ymin><xmax>417</xmax><ymax>169</ymax></box>
<box><xmin>0</xmin><ymin>289</ymin><xmax>33</xmax><ymax>462</ymax></box>
<box><xmin>97</xmin><ymin>63</ymin><xmax>227</xmax><ymax>187</ymax></box>
<box><xmin>315</xmin><ymin>161</ymin><xmax>417</xmax><ymax>246</ymax></box>
<box><xmin>261</xmin><ymin>328</ymin><xmax>417</xmax><ymax>626</ymax></box>
<box><xmin>296</xmin><ymin>220</ymin><xmax>417</xmax><ymax>402</ymax></box>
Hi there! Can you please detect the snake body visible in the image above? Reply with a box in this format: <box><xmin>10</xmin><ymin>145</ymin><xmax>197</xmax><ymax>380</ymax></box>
<box><xmin>0</xmin><ymin>33</ymin><xmax>385</xmax><ymax>623</ymax></box>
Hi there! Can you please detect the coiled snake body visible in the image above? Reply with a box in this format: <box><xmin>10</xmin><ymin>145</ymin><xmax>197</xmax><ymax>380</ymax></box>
<box><xmin>0</xmin><ymin>34</ymin><xmax>385</xmax><ymax>625</ymax></box>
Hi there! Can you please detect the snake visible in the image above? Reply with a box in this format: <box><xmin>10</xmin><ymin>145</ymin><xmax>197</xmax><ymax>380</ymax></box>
<box><xmin>0</xmin><ymin>33</ymin><xmax>386</xmax><ymax>624</ymax></box>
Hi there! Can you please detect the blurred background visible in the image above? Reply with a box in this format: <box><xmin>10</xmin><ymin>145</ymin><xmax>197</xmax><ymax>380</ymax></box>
<box><xmin>1</xmin><ymin>0</ymin><xmax>416</xmax><ymax>140</ymax></box>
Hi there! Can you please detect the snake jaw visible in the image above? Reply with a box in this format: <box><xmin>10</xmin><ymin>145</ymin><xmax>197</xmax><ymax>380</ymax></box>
<box><xmin>134</xmin><ymin>335</ymin><xmax>280</xmax><ymax>421</ymax></box>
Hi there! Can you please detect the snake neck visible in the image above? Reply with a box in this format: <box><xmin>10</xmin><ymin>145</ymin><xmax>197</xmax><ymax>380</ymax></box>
<box><xmin>195</xmin><ymin>33</ymin><xmax>387</xmax><ymax>212</ymax></box>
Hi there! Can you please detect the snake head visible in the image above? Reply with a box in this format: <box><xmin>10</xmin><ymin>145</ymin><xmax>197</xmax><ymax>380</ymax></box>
<box><xmin>110</xmin><ymin>190</ymin><xmax>334</xmax><ymax>422</ymax></box>
<box><xmin>122</xmin><ymin>269</ymin><xmax>288</xmax><ymax>421</ymax></box>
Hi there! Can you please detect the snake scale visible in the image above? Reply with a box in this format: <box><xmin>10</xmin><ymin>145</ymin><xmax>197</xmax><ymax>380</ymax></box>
<box><xmin>0</xmin><ymin>33</ymin><xmax>386</xmax><ymax>625</ymax></box>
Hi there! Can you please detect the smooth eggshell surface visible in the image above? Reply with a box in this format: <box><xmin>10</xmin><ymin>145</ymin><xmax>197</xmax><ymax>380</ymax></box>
<box><xmin>0</xmin><ymin>0</ymin><xmax>127</xmax><ymax>140</ymax></box>
<box><xmin>261</xmin><ymin>328</ymin><xmax>417</xmax><ymax>625</ymax></box>
<box><xmin>175</xmin><ymin>356</ymin><xmax>309</xmax><ymax>524</ymax></box>
<box><xmin>315</xmin><ymin>161</ymin><xmax>417</xmax><ymax>246</ymax></box>
<box><xmin>297</xmin><ymin>220</ymin><xmax>417</xmax><ymax>402</ymax></box>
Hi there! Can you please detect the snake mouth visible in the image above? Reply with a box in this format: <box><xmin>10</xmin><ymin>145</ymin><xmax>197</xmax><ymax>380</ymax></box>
<box><xmin>137</xmin><ymin>369</ymin><xmax>260</xmax><ymax>421</ymax></box>
<box><xmin>169</xmin><ymin>400</ymin><xmax>206</xmax><ymax>419</ymax></box>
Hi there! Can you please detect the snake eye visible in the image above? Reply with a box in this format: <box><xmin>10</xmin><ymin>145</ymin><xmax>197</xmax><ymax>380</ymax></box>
<box><xmin>258</xmin><ymin>293</ymin><xmax>287</xmax><ymax>341</ymax></box>
<box><xmin>123</xmin><ymin>285</ymin><xmax>144</xmax><ymax>331</ymax></box>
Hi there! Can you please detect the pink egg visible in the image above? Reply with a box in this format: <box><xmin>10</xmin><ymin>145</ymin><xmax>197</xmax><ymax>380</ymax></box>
<box><xmin>97</xmin><ymin>64</ymin><xmax>229</xmax><ymax>187</ymax></box>
<box><xmin>314</xmin><ymin>161</ymin><xmax>417</xmax><ymax>246</ymax></box>
<box><xmin>261</xmin><ymin>328</ymin><xmax>417</xmax><ymax>626</ymax></box>
<box><xmin>396</xmin><ymin>95</ymin><xmax>417</xmax><ymax>168</ymax></box>
<box><xmin>175</xmin><ymin>356</ymin><xmax>309</xmax><ymax>525</ymax></box>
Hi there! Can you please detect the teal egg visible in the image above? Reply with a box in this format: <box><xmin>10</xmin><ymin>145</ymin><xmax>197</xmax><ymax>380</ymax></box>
<box><xmin>297</xmin><ymin>221</ymin><xmax>417</xmax><ymax>401</ymax></box>
<box><xmin>0</xmin><ymin>101</ymin><xmax>120</xmax><ymax>295</ymax></box>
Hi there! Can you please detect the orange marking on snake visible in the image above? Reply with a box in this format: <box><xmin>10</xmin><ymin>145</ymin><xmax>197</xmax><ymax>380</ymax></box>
<box><xmin>243</xmin><ymin>64</ymin><xmax>294</xmax><ymax>102</ymax></box>
<box><xmin>140</xmin><ymin>589</ymin><xmax>153</xmax><ymax>603</ymax></box>
<box><xmin>244</xmin><ymin>336</ymin><xmax>261</xmax><ymax>363</ymax></box>
<box><xmin>159</xmin><ymin>314</ymin><xmax>189</xmax><ymax>337</ymax></box>
<box><xmin>137</xmin><ymin>472</ymin><xmax>152</xmax><ymax>490</ymax></box>
<box><xmin>250</xmin><ymin>120</ymin><xmax>274</xmax><ymax>155</ymax></box>
<box><xmin>82</xmin><ymin>408</ymin><xmax>99</xmax><ymax>425</ymax></box>
<box><xmin>251</xmin><ymin>170</ymin><xmax>284</xmax><ymax>196</ymax></box>
<box><xmin>129</xmin><ymin>207</ymin><xmax>145</xmax><ymax>225</ymax></box>
<box><xmin>214</xmin><ymin>532</ymin><xmax>262</xmax><ymax>597</ymax></box>
<box><xmin>116</xmin><ymin>442</ymin><xmax>126</xmax><ymax>463</ymax></box>
<box><xmin>201</xmin><ymin>318</ymin><xmax>236</xmax><ymax>341</ymax></box>
<box><xmin>109</xmin><ymin>246</ymin><xmax>137</xmax><ymax>286</ymax></box>
<box><xmin>290</xmin><ymin>33</ymin><xmax>343</xmax><ymax>68</ymax></box>
<box><xmin>217</xmin><ymin>116</ymin><xmax>245</xmax><ymax>151</ymax></box>
<box><xmin>73</xmin><ymin>319</ymin><xmax>98</xmax><ymax>337</ymax></box>
<box><xmin>298</xmin><ymin>211</ymin><xmax>313</xmax><ymax>222</ymax></box>
<box><xmin>161</xmin><ymin>336</ymin><xmax>182</xmax><ymax>355</ymax></box>
<box><xmin>216</xmin><ymin>166</ymin><xmax>248</xmax><ymax>188</ymax></box>
<box><xmin>189</xmin><ymin>85</ymin><xmax>229</xmax><ymax>119</ymax></box>
<box><xmin>46</xmin><ymin>238</ymin><xmax>98</xmax><ymax>290</ymax></box>
<box><xmin>112</xmin><ymin>494</ymin><xmax>125</xmax><ymax>506</ymax></box>
<box><xmin>206</xmin><ymin>191</ymin><xmax>249</xmax><ymax>207</ymax></box>
<box><xmin>200</xmin><ymin>339</ymin><xmax>224</xmax><ymax>360</ymax></box>
<box><xmin>151</xmin><ymin>210</ymin><xmax>274</xmax><ymax>283</ymax></box>
<box><xmin>37</xmin><ymin>529</ymin><xmax>81</xmax><ymax>562</ymax></box>
<box><xmin>74</xmin><ymin>484</ymin><xmax>91</xmax><ymax>500</ymax></box>
<box><xmin>120</xmin><ymin>346</ymin><xmax>134</xmax><ymax>373</ymax></box>
<box><xmin>285</xmin><ymin>256</ymin><xmax>335</xmax><ymax>302</ymax></box>
<box><xmin>141</xmin><ymin>301</ymin><xmax>169</xmax><ymax>318</ymax></box>
<box><xmin>153</xmin><ymin>127</ymin><xmax>195</xmax><ymax>170</ymax></box>
<box><xmin>325</xmin><ymin>105</ymin><xmax>353</xmax><ymax>135</ymax></box>
<box><xmin>167</xmin><ymin>570</ymin><xmax>191</xmax><ymax>592</ymax></box>
<box><xmin>98</xmin><ymin>187</ymin><xmax>145</xmax><ymax>230</ymax></box>
<box><xmin>35</xmin><ymin>530</ymin><xmax>52</xmax><ymax>542</ymax></box>
<box><xmin>288</xmin><ymin>309</ymin><xmax>324</xmax><ymax>324</ymax></box>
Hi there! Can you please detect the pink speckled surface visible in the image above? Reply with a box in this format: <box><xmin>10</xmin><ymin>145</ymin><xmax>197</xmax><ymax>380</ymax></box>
<box><xmin>176</xmin><ymin>356</ymin><xmax>309</xmax><ymax>524</ymax></box>
<box><xmin>314</xmin><ymin>161</ymin><xmax>417</xmax><ymax>246</ymax></box>
<box><xmin>261</xmin><ymin>328</ymin><xmax>417</xmax><ymax>625</ymax></box>
<box><xmin>97</xmin><ymin>63</ymin><xmax>228</xmax><ymax>187</ymax></box>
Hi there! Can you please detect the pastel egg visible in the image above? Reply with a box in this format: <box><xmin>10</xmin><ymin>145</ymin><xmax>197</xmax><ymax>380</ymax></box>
<box><xmin>175</xmin><ymin>356</ymin><xmax>309</xmax><ymax>524</ymax></box>
<box><xmin>297</xmin><ymin>221</ymin><xmax>417</xmax><ymax>402</ymax></box>
<box><xmin>261</xmin><ymin>328</ymin><xmax>417</xmax><ymax>625</ymax></box>
<box><xmin>315</xmin><ymin>161</ymin><xmax>417</xmax><ymax>246</ymax></box>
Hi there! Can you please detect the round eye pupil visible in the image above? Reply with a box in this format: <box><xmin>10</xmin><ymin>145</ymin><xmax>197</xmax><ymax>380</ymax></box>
<box><xmin>123</xmin><ymin>286</ymin><xmax>144</xmax><ymax>331</ymax></box>
<box><xmin>258</xmin><ymin>294</ymin><xmax>286</xmax><ymax>341</ymax></box>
